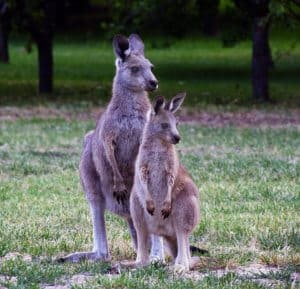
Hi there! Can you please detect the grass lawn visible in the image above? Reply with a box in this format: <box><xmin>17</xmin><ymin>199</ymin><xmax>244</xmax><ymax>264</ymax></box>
<box><xmin>0</xmin><ymin>28</ymin><xmax>299</xmax><ymax>107</ymax></box>
<box><xmin>0</xmin><ymin>116</ymin><xmax>299</xmax><ymax>288</ymax></box>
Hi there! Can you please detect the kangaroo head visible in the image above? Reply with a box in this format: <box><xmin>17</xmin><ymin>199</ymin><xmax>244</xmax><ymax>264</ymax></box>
<box><xmin>150</xmin><ymin>93</ymin><xmax>186</xmax><ymax>145</ymax></box>
<box><xmin>113</xmin><ymin>34</ymin><xmax>158</xmax><ymax>92</ymax></box>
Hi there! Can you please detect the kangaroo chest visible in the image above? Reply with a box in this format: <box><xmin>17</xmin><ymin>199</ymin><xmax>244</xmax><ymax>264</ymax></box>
<box><xmin>115</xmin><ymin>115</ymin><xmax>147</xmax><ymax>173</ymax></box>
<box><xmin>143</xmin><ymin>147</ymin><xmax>177</xmax><ymax>200</ymax></box>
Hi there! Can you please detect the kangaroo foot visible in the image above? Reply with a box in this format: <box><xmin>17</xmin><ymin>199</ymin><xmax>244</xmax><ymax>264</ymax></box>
<box><xmin>56</xmin><ymin>251</ymin><xmax>111</xmax><ymax>263</ymax></box>
<box><xmin>161</xmin><ymin>201</ymin><xmax>171</xmax><ymax>219</ymax></box>
<box><xmin>173</xmin><ymin>263</ymin><xmax>189</xmax><ymax>274</ymax></box>
<box><xmin>146</xmin><ymin>199</ymin><xmax>155</xmax><ymax>215</ymax></box>
<box><xmin>135</xmin><ymin>260</ymin><xmax>150</xmax><ymax>268</ymax></box>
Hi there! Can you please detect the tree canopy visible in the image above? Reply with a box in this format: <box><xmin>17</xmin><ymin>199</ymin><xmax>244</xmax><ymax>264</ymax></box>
<box><xmin>1</xmin><ymin>0</ymin><xmax>299</xmax><ymax>99</ymax></box>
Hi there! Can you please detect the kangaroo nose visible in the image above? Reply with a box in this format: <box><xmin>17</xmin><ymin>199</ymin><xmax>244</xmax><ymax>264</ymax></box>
<box><xmin>149</xmin><ymin>80</ymin><xmax>158</xmax><ymax>90</ymax></box>
<box><xmin>173</xmin><ymin>135</ymin><xmax>181</xmax><ymax>144</ymax></box>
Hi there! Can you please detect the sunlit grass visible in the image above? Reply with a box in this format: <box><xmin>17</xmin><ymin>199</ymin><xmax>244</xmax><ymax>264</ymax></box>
<box><xmin>0</xmin><ymin>118</ymin><xmax>299</xmax><ymax>288</ymax></box>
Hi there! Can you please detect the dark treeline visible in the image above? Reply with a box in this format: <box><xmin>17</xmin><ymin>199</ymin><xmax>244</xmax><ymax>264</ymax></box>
<box><xmin>0</xmin><ymin>0</ymin><xmax>299</xmax><ymax>101</ymax></box>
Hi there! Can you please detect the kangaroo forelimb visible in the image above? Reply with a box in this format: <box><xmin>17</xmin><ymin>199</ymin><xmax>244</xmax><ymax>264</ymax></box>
<box><xmin>161</xmin><ymin>171</ymin><xmax>174</xmax><ymax>219</ymax></box>
<box><xmin>139</xmin><ymin>165</ymin><xmax>155</xmax><ymax>215</ymax></box>
<box><xmin>103</xmin><ymin>134</ymin><xmax>127</xmax><ymax>203</ymax></box>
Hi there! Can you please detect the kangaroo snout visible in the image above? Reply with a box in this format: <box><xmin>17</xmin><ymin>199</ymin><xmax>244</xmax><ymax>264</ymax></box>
<box><xmin>172</xmin><ymin>135</ymin><xmax>181</xmax><ymax>144</ymax></box>
<box><xmin>147</xmin><ymin>79</ymin><xmax>158</xmax><ymax>91</ymax></box>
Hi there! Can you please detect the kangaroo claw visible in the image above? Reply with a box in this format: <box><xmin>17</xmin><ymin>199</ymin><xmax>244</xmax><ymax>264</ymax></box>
<box><xmin>146</xmin><ymin>199</ymin><xmax>155</xmax><ymax>215</ymax></box>
<box><xmin>161</xmin><ymin>209</ymin><xmax>170</xmax><ymax>219</ymax></box>
<box><xmin>113</xmin><ymin>189</ymin><xmax>128</xmax><ymax>204</ymax></box>
<box><xmin>161</xmin><ymin>201</ymin><xmax>171</xmax><ymax>219</ymax></box>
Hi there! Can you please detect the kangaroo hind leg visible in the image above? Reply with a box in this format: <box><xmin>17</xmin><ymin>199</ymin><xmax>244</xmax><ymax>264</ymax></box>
<box><xmin>58</xmin><ymin>145</ymin><xmax>110</xmax><ymax>263</ymax></box>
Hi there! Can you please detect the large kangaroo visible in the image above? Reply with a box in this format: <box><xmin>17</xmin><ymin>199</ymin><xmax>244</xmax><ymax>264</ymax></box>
<box><xmin>130</xmin><ymin>93</ymin><xmax>200</xmax><ymax>273</ymax></box>
<box><xmin>61</xmin><ymin>34</ymin><xmax>164</xmax><ymax>262</ymax></box>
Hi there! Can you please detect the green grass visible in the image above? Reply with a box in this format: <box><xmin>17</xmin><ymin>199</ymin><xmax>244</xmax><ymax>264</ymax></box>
<box><xmin>0</xmin><ymin>28</ymin><xmax>300</xmax><ymax>106</ymax></box>
<box><xmin>0</xmin><ymin>117</ymin><xmax>299</xmax><ymax>288</ymax></box>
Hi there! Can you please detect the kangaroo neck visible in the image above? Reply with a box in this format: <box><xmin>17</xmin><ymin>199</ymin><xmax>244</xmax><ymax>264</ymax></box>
<box><xmin>109</xmin><ymin>78</ymin><xmax>151</xmax><ymax>116</ymax></box>
<box><xmin>142</xmin><ymin>132</ymin><xmax>174</xmax><ymax>152</ymax></box>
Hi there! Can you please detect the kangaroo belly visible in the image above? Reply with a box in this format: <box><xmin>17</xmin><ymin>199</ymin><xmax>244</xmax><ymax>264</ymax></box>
<box><xmin>116</xmin><ymin>118</ymin><xmax>145</xmax><ymax>176</ymax></box>
<box><xmin>93</xmin><ymin>116</ymin><xmax>146</xmax><ymax>217</ymax></box>
<box><xmin>145</xmin><ymin>214</ymin><xmax>175</xmax><ymax>238</ymax></box>
<box><xmin>116</xmin><ymin>135</ymin><xmax>140</xmax><ymax>180</ymax></box>
<box><xmin>147</xmin><ymin>161</ymin><xmax>168</xmax><ymax>201</ymax></box>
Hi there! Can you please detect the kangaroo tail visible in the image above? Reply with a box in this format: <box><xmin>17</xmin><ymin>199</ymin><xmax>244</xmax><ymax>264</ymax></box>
<box><xmin>190</xmin><ymin>245</ymin><xmax>209</xmax><ymax>255</ymax></box>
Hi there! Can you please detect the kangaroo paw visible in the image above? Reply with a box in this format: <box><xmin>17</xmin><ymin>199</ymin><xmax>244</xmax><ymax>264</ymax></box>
<box><xmin>113</xmin><ymin>189</ymin><xmax>128</xmax><ymax>204</ymax></box>
<box><xmin>146</xmin><ymin>199</ymin><xmax>155</xmax><ymax>215</ymax></box>
<box><xmin>161</xmin><ymin>201</ymin><xmax>171</xmax><ymax>219</ymax></box>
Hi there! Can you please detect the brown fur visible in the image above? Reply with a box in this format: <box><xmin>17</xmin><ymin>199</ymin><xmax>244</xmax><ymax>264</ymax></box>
<box><xmin>130</xmin><ymin>93</ymin><xmax>200</xmax><ymax>272</ymax></box>
<box><xmin>59</xmin><ymin>34</ymin><xmax>161</xmax><ymax>263</ymax></box>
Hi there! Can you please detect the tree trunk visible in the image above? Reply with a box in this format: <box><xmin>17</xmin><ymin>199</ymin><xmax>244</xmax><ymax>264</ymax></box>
<box><xmin>0</xmin><ymin>0</ymin><xmax>10</xmax><ymax>63</ymax></box>
<box><xmin>36</xmin><ymin>33</ymin><xmax>53</xmax><ymax>94</ymax></box>
<box><xmin>252</xmin><ymin>17</ymin><xmax>270</xmax><ymax>102</ymax></box>
<box><xmin>29</xmin><ymin>1</ymin><xmax>57</xmax><ymax>94</ymax></box>
<box><xmin>266</xmin><ymin>34</ymin><xmax>274</xmax><ymax>69</ymax></box>
<box><xmin>198</xmin><ymin>0</ymin><xmax>219</xmax><ymax>36</ymax></box>
<box><xmin>0</xmin><ymin>21</ymin><xmax>9</xmax><ymax>63</ymax></box>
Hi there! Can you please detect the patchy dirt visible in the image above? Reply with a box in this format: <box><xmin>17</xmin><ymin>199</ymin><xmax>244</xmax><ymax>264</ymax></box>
<box><xmin>0</xmin><ymin>252</ymin><xmax>32</xmax><ymax>263</ymax></box>
<box><xmin>1</xmin><ymin>259</ymin><xmax>296</xmax><ymax>289</ymax></box>
<box><xmin>42</xmin><ymin>274</ymin><xmax>94</xmax><ymax>289</ymax></box>
<box><xmin>42</xmin><ymin>285</ymin><xmax>69</xmax><ymax>289</ymax></box>
<box><xmin>291</xmin><ymin>272</ymin><xmax>300</xmax><ymax>289</ymax></box>
<box><xmin>0</xmin><ymin>276</ymin><xmax>17</xmax><ymax>286</ymax></box>
<box><xmin>185</xmin><ymin>263</ymin><xmax>282</xmax><ymax>282</ymax></box>
<box><xmin>41</xmin><ymin>261</ymin><xmax>296</xmax><ymax>289</ymax></box>
<box><xmin>179</xmin><ymin>108</ymin><xmax>300</xmax><ymax>127</ymax></box>
<box><xmin>47</xmin><ymin>263</ymin><xmax>292</xmax><ymax>289</ymax></box>
<box><xmin>0</xmin><ymin>106</ymin><xmax>104</xmax><ymax>122</ymax></box>
<box><xmin>0</xmin><ymin>106</ymin><xmax>299</xmax><ymax>127</ymax></box>
<box><xmin>70</xmin><ymin>273</ymin><xmax>94</xmax><ymax>286</ymax></box>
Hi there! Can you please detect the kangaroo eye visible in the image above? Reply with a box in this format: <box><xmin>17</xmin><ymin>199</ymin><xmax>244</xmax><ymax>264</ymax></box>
<box><xmin>131</xmin><ymin>66</ymin><xmax>139</xmax><ymax>73</ymax></box>
<box><xmin>161</xmin><ymin>123</ymin><xmax>169</xmax><ymax>129</ymax></box>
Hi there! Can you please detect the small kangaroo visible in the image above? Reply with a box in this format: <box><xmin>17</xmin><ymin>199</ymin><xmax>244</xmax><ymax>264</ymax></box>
<box><xmin>60</xmin><ymin>34</ymin><xmax>164</xmax><ymax>262</ymax></box>
<box><xmin>130</xmin><ymin>93</ymin><xmax>200</xmax><ymax>272</ymax></box>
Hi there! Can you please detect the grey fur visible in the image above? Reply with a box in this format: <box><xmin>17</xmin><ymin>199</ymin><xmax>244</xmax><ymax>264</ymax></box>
<box><xmin>130</xmin><ymin>93</ymin><xmax>200</xmax><ymax>273</ymax></box>
<box><xmin>60</xmin><ymin>34</ymin><xmax>160</xmax><ymax>262</ymax></box>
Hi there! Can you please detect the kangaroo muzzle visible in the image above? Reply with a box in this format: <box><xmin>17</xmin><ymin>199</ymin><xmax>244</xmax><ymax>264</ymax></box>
<box><xmin>147</xmin><ymin>79</ymin><xmax>158</xmax><ymax>91</ymax></box>
<box><xmin>172</xmin><ymin>135</ymin><xmax>181</xmax><ymax>144</ymax></box>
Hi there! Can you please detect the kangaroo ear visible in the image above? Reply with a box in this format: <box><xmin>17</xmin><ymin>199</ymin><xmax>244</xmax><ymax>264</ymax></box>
<box><xmin>113</xmin><ymin>35</ymin><xmax>130</xmax><ymax>61</ymax></box>
<box><xmin>153</xmin><ymin>96</ymin><xmax>165</xmax><ymax>115</ymax></box>
<box><xmin>128</xmin><ymin>34</ymin><xmax>144</xmax><ymax>55</ymax></box>
<box><xmin>167</xmin><ymin>92</ymin><xmax>186</xmax><ymax>113</ymax></box>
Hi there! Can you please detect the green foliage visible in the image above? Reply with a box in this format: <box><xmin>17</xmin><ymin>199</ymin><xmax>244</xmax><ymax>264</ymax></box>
<box><xmin>4</xmin><ymin>0</ymin><xmax>300</xmax><ymax>40</ymax></box>
<box><xmin>8</xmin><ymin>0</ymin><xmax>51</xmax><ymax>33</ymax></box>
<box><xmin>219</xmin><ymin>0</ymin><xmax>300</xmax><ymax>47</ymax></box>
<box><xmin>219</xmin><ymin>4</ymin><xmax>251</xmax><ymax>47</ymax></box>
<box><xmin>101</xmin><ymin>0</ymin><xmax>199</xmax><ymax>38</ymax></box>
<box><xmin>0</xmin><ymin>31</ymin><xmax>299</xmax><ymax>106</ymax></box>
